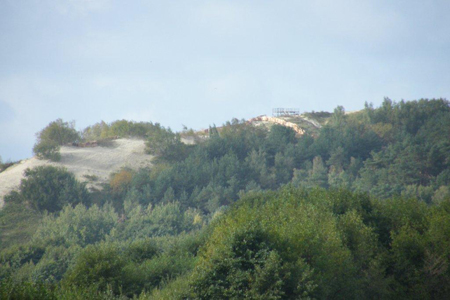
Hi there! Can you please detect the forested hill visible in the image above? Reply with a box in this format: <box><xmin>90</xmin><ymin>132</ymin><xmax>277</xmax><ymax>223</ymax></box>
<box><xmin>1</xmin><ymin>98</ymin><xmax>450</xmax><ymax>299</ymax></box>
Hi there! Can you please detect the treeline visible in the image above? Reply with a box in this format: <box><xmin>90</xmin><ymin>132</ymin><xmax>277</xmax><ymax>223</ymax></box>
<box><xmin>33</xmin><ymin>98</ymin><xmax>450</xmax><ymax>205</ymax></box>
<box><xmin>102</xmin><ymin>98</ymin><xmax>450</xmax><ymax>213</ymax></box>
<box><xmin>32</xmin><ymin>119</ymin><xmax>185</xmax><ymax>161</ymax></box>
<box><xmin>2</xmin><ymin>187</ymin><xmax>450</xmax><ymax>299</ymax></box>
<box><xmin>1</xmin><ymin>98</ymin><xmax>450</xmax><ymax>298</ymax></box>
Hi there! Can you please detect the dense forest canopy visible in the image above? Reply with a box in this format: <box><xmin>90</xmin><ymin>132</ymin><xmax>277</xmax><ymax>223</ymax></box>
<box><xmin>1</xmin><ymin>98</ymin><xmax>450</xmax><ymax>299</ymax></box>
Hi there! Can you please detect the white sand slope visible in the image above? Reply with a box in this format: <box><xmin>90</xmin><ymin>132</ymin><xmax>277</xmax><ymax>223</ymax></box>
<box><xmin>0</xmin><ymin>139</ymin><xmax>153</xmax><ymax>208</ymax></box>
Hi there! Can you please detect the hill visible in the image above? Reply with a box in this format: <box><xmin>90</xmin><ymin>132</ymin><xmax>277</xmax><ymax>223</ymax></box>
<box><xmin>0</xmin><ymin>113</ymin><xmax>330</xmax><ymax>208</ymax></box>
<box><xmin>0</xmin><ymin>138</ymin><xmax>152</xmax><ymax>208</ymax></box>
<box><xmin>2</xmin><ymin>99</ymin><xmax>450</xmax><ymax>299</ymax></box>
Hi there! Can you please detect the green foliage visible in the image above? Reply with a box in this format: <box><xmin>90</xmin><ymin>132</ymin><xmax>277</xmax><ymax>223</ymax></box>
<box><xmin>125</xmin><ymin>238</ymin><xmax>160</xmax><ymax>262</ymax></box>
<box><xmin>33</xmin><ymin>119</ymin><xmax>80</xmax><ymax>161</ymax></box>
<box><xmin>145</xmin><ymin>124</ymin><xmax>190</xmax><ymax>162</ymax></box>
<box><xmin>63</xmin><ymin>243</ymin><xmax>127</xmax><ymax>295</ymax></box>
<box><xmin>109</xmin><ymin>169</ymin><xmax>133</xmax><ymax>195</ymax></box>
<box><xmin>122</xmin><ymin>251</ymin><xmax>195</xmax><ymax>297</ymax></box>
<box><xmin>191</xmin><ymin>223</ymin><xmax>317</xmax><ymax>299</ymax></box>
<box><xmin>306</xmin><ymin>156</ymin><xmax>328</xmax><ymax>188</ymax></box>
<box><xmin>0</xmin><ymin>244</ymin><xmax>45</xmax><ymax>280</ymax></box>
<box><xmin>30</xmin><ymin>245</ymin><xmax>81</xmax><ymax>283</ymax></box>
<box><xmin>354</xmin><ymin>99</ymin><xmax>450</xmax><ymax>198</ymax></box>
<box><xmin>62</xmin><ymin>238</ymin><xmax>196</xmax><ymax>297</ymax></box>
<box><xmin>188</xmin><ymin>188</ymin><xmax>360</xmax><ymax>299</ymax></box>
<box><xmin>3</xmin><ymin>99</ymin><xmax>450</xmax><ymax>298</ymax></box>
<box><xmin>0</xmin><ymin>202</ymin><xmax>42</xmax><ymax>250</ymax></box>
<box><xmin>3</xmin><ymin>187</ymin><xmax>450</xmax><ymax>299</ymax></box>
<box><xmin>82</xmin><ymin>119</ymin><xmax>162</xmax><ymax>141</ymax></box>
<box><xmin>370</xmin><ymin>196</ymin><xmax>428</xmax><ymax>248</ymax></box>
<box><xmin>264</xmin><ymin>124</ymin><xmax>297</xmax><ymax>166</ymax></box>
<box><xmin>0</xmin><ymin>279</ymin><xmax>57</xmax><ymax>300</ymax></box>
<box><xmin>150</xmin><ymin>274</ymin><xmax>193</xmax><ymax>300</ymax></box>
<box><xmin>124</xmin><ymin>99</ymin><xmax>450</xmax><ymax>215</ymax></box>
<box><xmin>32</xmin><ymin>203</ymin><xmax>118</xmax><ymax>247</ymax></box>
<box><xmin>5</xmin><ymin>166</ymin><xmax>89</xmax><ymax>213</ymax></box>
<box><xmin>32</xmin><ymin>140</ymin><xmax>61</xmax><ymax>161</ymax></box>
<box><xmin>110</xmin><ymin>200</ymin><xmax>202</xmax><ymax>240</ymax></box>
<box><xmin>81</xmin><ymin>120</ymin><xmax>111</xmax><ymax>140</ymax></box>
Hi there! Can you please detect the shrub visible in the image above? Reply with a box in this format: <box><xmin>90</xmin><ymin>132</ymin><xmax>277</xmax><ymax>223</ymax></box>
<box><xmin>0</xmin><ymin>279</ymin><xmax>57</xmax><ymax>300</ymax></box>
<box><xmin>7</xmin><ymin>166</ymin><xmax>89</xmax><ymax>213</ymax></box>
<box><xmin>32</xmin><ymin>204</ymin><xmax>117</xmax><ymax>247</ymax></box>
<box><xmin>33</xmin><ymin>119</ymin><xmax>80</xmax><ymax>161</ymax></box>
<box><xmin>63</xmin><ymin>243</ymin><xmax>126</xmax><ymax>295</ymax></box>
<box><xmin>110</xmin><ymin>169</ymin><xmax>133</xmax><ymax>195</ymax></box>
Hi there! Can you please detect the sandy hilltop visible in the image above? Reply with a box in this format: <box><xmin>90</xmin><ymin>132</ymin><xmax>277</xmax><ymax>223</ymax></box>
<box><xmin>0</xmin><ymin>113</ymin><xmax>331</xmax><ymax>209</ymax></box>
<box><xmin>0</xmin><ymin>139</ymin><xmax>153</xmax><ymax>208</ymax></box>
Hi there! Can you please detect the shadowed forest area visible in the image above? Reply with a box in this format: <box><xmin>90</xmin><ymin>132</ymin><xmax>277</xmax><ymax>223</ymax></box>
<box><xmin>1</xmin><ymin>98</ymin><xmax>450</xmax><ymax>299</ymax></box>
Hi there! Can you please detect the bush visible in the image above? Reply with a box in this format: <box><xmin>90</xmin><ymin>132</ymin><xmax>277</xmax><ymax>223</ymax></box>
<box><xmin>0</xmin><ymin>279</ymin><xmax>57</xmax><ymax>300</ymax></box>
<box><xmin>110</xmin><ymin>201</ymin><xmax>202</xmax><ymax>241</ymax></box>
<box><xmin>33</xmin><ymin>119</ymin><xmax>80</xmax><ymax>161</ymax></box>
<box><xmin>63</xmin><ymin>243</ymin><xmax>126</xmax><ymax>295</ymax></box>
<box><xmin>122</xmin><ymin>252</ymin><xmax>195</xmax><ymax>296</ymax></box>
<box><xmin>110</xmin><ymin>169</ymin><xmax>133</xmax><ymax>195</ymax></box>
<box><xmin>6</xmin><ymin>166</ymin><xmax>89</xmax><ymax>213</ymax></box>
<box><xmin>145</xmin><ymin>125</ymin><xmax>189</xmax><ymax>162</ymax></box>
<box><xmin>190</xmin><ymin>224</ymin><xmax>317</xmax><ymax>299</ymax></box>
<box><xmin>32</xmin><ymin>204</ymin><xmax>117</xmax><ymax>247</ymax></box>
<box><xmin>0</xmin><ymin>201</ymin><xmax>42</xmax><ymax>250</ymax></box>
<box><xmin>32</xmin><ymin>140</ymin><xmax>61</xmax><ymax>161</ymax></box>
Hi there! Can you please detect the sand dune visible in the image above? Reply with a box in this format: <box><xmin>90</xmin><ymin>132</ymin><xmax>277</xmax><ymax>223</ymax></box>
<box><xmin>0</xmin><ymin>139</ymin><xmax>153</xmax><ymax>208</ymax></box>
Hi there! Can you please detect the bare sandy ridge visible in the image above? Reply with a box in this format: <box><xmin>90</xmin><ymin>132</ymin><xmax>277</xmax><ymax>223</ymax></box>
<box><xmin>0</xmin><ymin>139</ymin><xmax>153</xmax><ymax>208</ymax></box>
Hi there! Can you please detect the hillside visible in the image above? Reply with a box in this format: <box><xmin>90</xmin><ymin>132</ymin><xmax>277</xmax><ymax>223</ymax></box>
<box><xmin>0</xmin><ymin>113</ymin><xmax>329</xmax><ymax>208</ymax></box>
<box><xmin>0</xmin><ymin>138</ymin><xmax>152</xmax><ymax>208</ymax></box>
<box><xmin>1</xmin><ymin>99</ymin><xmax>450</xmax><ymax>299</ymax></box>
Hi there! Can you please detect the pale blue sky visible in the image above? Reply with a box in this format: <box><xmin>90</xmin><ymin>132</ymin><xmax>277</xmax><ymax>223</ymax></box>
<box><xmin>1</xmin><ymin>0</ymin><xmax>449</xmax><ymax>161</ymax></box>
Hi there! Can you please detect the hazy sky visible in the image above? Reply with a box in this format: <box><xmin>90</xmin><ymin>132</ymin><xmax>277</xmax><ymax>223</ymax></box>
<box><xmin>1</xmin><ymin>0</ymin><xmax>449</xmax><ymax>161</ymax></box>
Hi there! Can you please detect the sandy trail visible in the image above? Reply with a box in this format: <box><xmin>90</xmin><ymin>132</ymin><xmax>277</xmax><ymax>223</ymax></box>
<box><xmin>0</xmin><ymin>139</ymin><xmax>153</xmax><ymax>208</ymax></box>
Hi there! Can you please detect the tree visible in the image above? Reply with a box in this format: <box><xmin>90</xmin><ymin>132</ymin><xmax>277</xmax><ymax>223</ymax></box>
<box><xmin>331</xmin><ymin>105</ymin><xmax>346</xmax><ymax>126</ymax></box>
<box><xmin>145</xmin><ymin>126</ymin><xmax>188</xmax><ymax>162</ymax></box>
<box><xmin>63</xmin><ymin>243</ymin><xmax>127</xmax><ymax>295</ymax></box>
<box><xmin>264</xmin><ymin>125</ymin><xmax>297</xmax><ymax>166</ymax></box>
<box><xmin>33</xmin><ymin>119</ymin><xmax>80</xmax><ymax>161</ymax></box>
<box><xmin>7</xmin><ymin>166</ymin><xmax>89</xmax><ymax>212</ymax></box>
<box><xmin>306</xmin><ymin>156</ymin><xmax>328</xmax><ymax>188</ymax></box>
<box><xmin>189</xmin><ymin>188</ymin><xmax>359</xmax><ymax>299</ymax></box>
<box><xmin>110</xmin><ymin>169</ymin><xmax>133</xmax><ymax>195</ymax></box>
